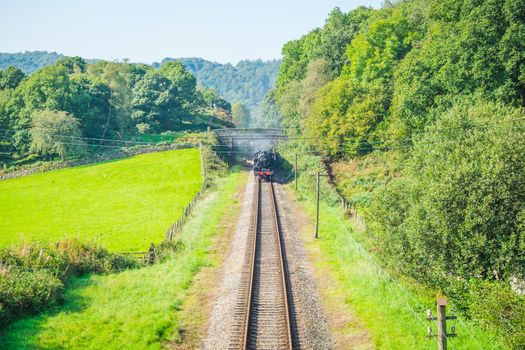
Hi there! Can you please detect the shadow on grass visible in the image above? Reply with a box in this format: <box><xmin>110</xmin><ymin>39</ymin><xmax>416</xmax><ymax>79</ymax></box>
<box><xmin>0</xmin><ymin>275</ymin><xmax>97</xmax><ymax>350</ymax></box>
<box><xmin>272</xmin><ymin>155</ymin><xmax>293</xmax><ymax>185</ymax></box>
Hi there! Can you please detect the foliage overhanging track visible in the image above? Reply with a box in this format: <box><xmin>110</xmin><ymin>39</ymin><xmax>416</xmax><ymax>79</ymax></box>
<box><xmin>229</xmin><ymin>179</ymin><xmax>293</xmax><ymax>350</ymax></box>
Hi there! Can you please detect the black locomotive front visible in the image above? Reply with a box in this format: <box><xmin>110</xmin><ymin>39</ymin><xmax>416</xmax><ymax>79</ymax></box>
<box><xmin>253</xmin><ymin>150</ymin><xmax>276</xmax><ymax>181</ymax></box>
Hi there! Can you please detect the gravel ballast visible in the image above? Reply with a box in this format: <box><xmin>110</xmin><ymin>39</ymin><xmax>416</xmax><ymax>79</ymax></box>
<box><xmin>202</xmin><ymin>174</ymin><xmax>255</xmax><ymax>350</ymax></box>
<box><xmin>273</xmin><ymin>182</ymin><xmax>333</xmax><ymax>350</ymax></box>
<box><xmin>202</xmin><ymin>174</ymin><xmax>332</xmax><ymax>349</ymax></box>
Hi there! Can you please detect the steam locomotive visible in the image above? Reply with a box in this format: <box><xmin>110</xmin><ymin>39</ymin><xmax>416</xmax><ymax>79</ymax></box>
<box><xmin>253</xmin><ymin>150</ymin><xmax>276</xmax><ymax>181</ymax></box>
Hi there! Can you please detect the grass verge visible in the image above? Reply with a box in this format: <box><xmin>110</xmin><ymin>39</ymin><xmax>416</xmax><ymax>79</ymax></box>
<box><xmin>287</xmin><ymin>182</ymin><xmax>506</xmax><ymax>349</ymax></box>
<box><xmin>169</xmin><ymin>171</ymin><xmax>248</xmax><ymax>349</ymax></box>
<box><xmin>0</xmin><ymin>170</ymin><xmax>241</xmax><ymax>350</ymax></box>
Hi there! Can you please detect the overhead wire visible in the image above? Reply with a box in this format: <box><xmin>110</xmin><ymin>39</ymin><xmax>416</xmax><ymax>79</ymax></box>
<box><xmin>0</xmin><ymin>125</ymin><xmax>184</xmax><ymax>142</ymax></box>
<box><xmin>0</xmin><ymin>128</ymin><xmax>168</xmax><ymax>145</ymax></box>
<box><xmin>2</xmin><ymin>114</ymin><xmax>524</xmax><ymax>156</ymax></box>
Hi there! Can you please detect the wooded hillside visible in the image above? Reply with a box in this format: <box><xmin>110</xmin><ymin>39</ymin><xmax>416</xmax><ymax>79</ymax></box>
<box><xmin>269</xmin><ymin>1</ymin><xmax>525</xmax><ymax>348</ymax></box>
<box><xmin>161</xmin><ymin>57</ymin><xmax>281</xmax><ymax>112</ymax></box>
<box><xmin>0</xmin><ymin>52</ymin><xmax>281</xmax><ymax>118</ymax></box>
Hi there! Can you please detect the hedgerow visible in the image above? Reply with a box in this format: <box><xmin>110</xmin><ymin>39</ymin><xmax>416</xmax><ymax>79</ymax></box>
<box><xmin>369</xmin><ymin>99</ymin><xmax>525</xmax><ymax>348</ymax></box>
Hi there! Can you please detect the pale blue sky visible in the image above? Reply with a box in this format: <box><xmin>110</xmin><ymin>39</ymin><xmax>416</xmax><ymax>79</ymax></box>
<box><xmin>0</xmin><ymin>0</ymin><xmax>383</xmax><ymax>64</ymax></box>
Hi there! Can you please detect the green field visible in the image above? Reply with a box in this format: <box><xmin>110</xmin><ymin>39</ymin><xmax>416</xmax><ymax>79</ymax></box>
<box><xmin>0</xmin><ymin>171</ymin><xmax>242</xmax><ymax>350</ymax></box>
<box><xmin>0</xmin><ymin>149</ymin><xmax>202</xmax><ymax>252</ymax></box>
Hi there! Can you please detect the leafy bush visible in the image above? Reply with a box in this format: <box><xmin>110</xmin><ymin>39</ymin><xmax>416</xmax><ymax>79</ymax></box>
<box><xmin>0</xmin><ymin>240</ymin><xmax>138</xmax><ymax>281</ymax></box>
<box><xmin>371</xmin><ymin>99</ymin><xmax>525</xmax><ymax>285</ymax></box>
<box><xmin>0</xmin><ymin>239</ymin><xmax>139</xmax><ymax>326</ymax></box>
<box><xmin>0</xmin><ymin>267</ymin><xmax>63</xmax><ymax>321</ymax></box>
<box><xmin>469</xmin><ymin>281</ymin><xmax>525</xmax><ymax>349</ymax></box>
<box><xmin>54</xmin><ymin>239</ymin><xmax>138</xmax><ymax>276</ymax></box>
<box><xmin>156</xmin><ymin>239</ymin><xmax>185</xmax><ymax>262</ymax></box>
<box><xmin>204</xmin><ymin>140</ymin><xmax>229</xmax><ymax>179</ymax></box>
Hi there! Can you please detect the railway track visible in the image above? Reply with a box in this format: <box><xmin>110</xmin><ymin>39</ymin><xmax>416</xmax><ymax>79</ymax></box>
<box><xmin>229</xmin><ymin>179</ymin><xmax>293</xmax><ymax>350</ymax></box>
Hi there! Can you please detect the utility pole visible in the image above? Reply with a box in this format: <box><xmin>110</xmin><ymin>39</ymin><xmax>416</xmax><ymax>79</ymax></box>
<box><xmin>314</xmin><ymin>172</ymin><xmax>329</xmax><ymax>239</ymax></box>
<box><xmin>294</xmin><ymin>153</ymin><xmax>298</xmax><ymax>190</ymax></box>
<box><xmin>315</xmin><ymin>171</ymin><xmax>320</xmax><ymax>239</ymax></box>
<box><xmin>427</xmin><ymin>297</ymin><xmax>457</xmax><ymax>350</ymax></box>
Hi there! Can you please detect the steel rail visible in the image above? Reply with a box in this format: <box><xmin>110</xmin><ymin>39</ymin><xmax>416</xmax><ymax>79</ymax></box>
<box><xmin>268</xmin><ymin>180</ymin><xmax>293</xmax><ymax>349</ymax></box>
<box><xmin>229</xmin><ymin>179</ymin><xmax>260</xmax><ymax>350</ymax></box>
<box><xmin>229</xmin><ymin>178</ymin><xmax>293</xmax><ymax>350</ymax></box>
<box><xmin>242</xmin><ymin>179</ymin><xmax>260</xmax><ymax>349</ymax></box>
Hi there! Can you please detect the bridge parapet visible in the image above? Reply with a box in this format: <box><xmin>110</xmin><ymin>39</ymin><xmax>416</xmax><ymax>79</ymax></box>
<box><xmin>213</xmin><ymin>128</ymin><xmax>286</xmax><ymax>155</ymax></box>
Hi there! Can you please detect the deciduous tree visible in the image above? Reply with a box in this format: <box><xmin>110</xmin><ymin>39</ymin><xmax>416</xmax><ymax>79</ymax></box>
<box><xmin>0</xmin><ymin>66</ymin><xmax>25</xmax><ymax>90</ymax></box>
<box><xmin>30</xmin><ymin>110</ymin><xmax>86</xmax><ymax>159</ymax></box>
<box><xmin>232</xmin><ymin>103</ymin><xmax>251</xmax><ymax>128</ymax></box>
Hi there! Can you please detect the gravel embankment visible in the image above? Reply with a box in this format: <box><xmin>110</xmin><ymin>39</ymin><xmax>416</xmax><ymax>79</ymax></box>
<box><xmin>202</xmin><ymin>174</ymin><xmax>254</xmax><ymax>350</ymax></box>
<box><xmin>274</xmin><ymin>182</ymin><xmax>333</xmax><ymax>350</ymax></box>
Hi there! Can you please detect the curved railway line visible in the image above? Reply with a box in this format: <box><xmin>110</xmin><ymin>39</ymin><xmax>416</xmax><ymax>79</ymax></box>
<box><xmin>229</xmin><ymin>179</ymin><xmax>294</xmax><ymax>350</ymax></box>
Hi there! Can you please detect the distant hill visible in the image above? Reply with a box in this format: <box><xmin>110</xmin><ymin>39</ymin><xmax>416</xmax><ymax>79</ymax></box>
<box><xmin>0</xmin><ymin>51</ymin><xmax>281</xmax><ymax>112</ymax></box>
<box><xmin>0</xmin><ymin>51</ymin><xmax>64</xmax><ymax>73</ymax></box>
<box><xmin>0</xmin><ymin>51</ymin><xmax>101</xmax><ymax>73</ymax></box>
<box><xmin>159</xmin><ymin>57</ymin><xmax>281</xmax><ymax>111</ymax></box>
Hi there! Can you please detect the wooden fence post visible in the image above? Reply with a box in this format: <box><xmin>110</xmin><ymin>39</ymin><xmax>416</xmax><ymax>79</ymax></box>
<box><xmin>437</xmin><ymin>298</ymin><xmax>448</xmax><ymax>350</ymax></box>
<box><xmin>147</xmin><ymin>243</ymin><xmax>156</xmax><ymax>264</ymax></box>
<box><xmin>427</xmin><ymin>297</ymin><xmax>457</xmax><ymax>349</ymax></box>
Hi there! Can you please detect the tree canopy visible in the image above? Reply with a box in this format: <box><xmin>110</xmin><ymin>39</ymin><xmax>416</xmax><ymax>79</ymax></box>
<box><xmin>0</xmin><ymin>52</ymin><xmax>280</xmax><ymax>121</ymax></box>
<box><xmin>232</xmin><ymin>103</ymin><xmax>251</xmax><ymax>128</ymax></box>
<box><xmin>30</xmin><ymin>110</ymin><xmax>86</xmax><ymax>159</ymax></box>
<box><xmin>0</xmin><ymin>56</ymin><xmax>233</xmax><ymax>161</ymax></box>
<box><xmin>161</xmin><ymin>57</ymin><xmax>281</xmax><ymax>116</ymax></box>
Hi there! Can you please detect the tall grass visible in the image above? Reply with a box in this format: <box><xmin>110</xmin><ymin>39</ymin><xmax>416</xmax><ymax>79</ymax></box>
<box><xmin>0</xmin><ymin>239</ymin><xmax>139</xmax><ymax>327</ymax></box>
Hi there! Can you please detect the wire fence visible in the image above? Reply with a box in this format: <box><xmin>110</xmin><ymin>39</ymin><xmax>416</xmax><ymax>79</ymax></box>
<box><xmin>347</xmin><ymin>205</ymin><xmax>368</xmax><ymax>232</ymax></box>
<box><xmin>113</xmin><ymin>143</ymin><xmax>208</xmax><ymax>261</ymax></box>
<box><xmin>1</xmin><ymin>142</ymin><xmax>197</xmax><ymax>181</ymax></box>
<box><xmin>165</xmin><ymin>142</ymin><xmax>208</xmax><ymax>242</ymax></box>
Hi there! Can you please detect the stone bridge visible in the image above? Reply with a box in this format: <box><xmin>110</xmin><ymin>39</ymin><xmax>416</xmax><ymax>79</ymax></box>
<box><xmin>213</xmin><ymin>128</ymin><xmax>286</xmax><ymax>156</ymax></box>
